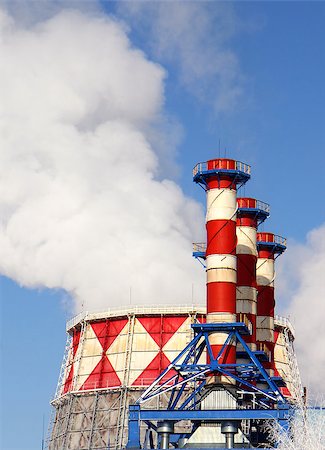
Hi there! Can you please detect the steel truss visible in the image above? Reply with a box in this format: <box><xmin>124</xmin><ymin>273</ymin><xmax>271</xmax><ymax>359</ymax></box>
<box><xmin>125</xmin><ymin>322</ymin><xmax>293</xmax><ymax>449</ymax></box>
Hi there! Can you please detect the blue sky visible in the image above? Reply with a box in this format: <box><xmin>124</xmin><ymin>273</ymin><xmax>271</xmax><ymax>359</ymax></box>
<box><xmin>1</xmin><ymin>2</ymin><xmax>325</xmax><ymax>449</ymax></box>
<box><xmin>111</xmin><ymin>1</ymin><xmax>325</xmax><ymax>236</ymax></box>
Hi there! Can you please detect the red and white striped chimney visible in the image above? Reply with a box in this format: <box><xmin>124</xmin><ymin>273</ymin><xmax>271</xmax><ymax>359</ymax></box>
<box><xmin>193</xmin><ymin>158</ymin><xmax>250</xmax><ymax>384</ymax></box>
<box><xmin>206</xmin><ymin>160</ymin><xmax>237</xmax><ymax>365</ymax></box>
<box><xmin>236</xmin><ymin>199</ymin><xmax>269</xmax><ymax>357</ymax></box>
<box><xmin>201</xmin><ymin>159</ymin><xmax>251</xmax><ymax>369</ymax></box>
<box><xmin>256</xmin><ymin>232</ymin><xmax>286</xmax><ymax>376</ymax></box>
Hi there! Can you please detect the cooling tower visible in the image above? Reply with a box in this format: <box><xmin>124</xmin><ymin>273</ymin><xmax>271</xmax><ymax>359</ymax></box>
<box><xmin>47</xmin><ymin>306</ymin><xmax>205</xmax><ymax>450</ymax></box>
<box><xmin>47</xmin><ymin>306</ymin><xmax>296</xmax><ymax>449</ymax></box>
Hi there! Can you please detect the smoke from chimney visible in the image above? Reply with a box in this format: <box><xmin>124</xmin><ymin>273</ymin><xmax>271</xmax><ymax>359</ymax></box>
<box><xmin>0</xmin><ymin>8</ymin><xmax>205</xmax><ymax>312</ymax></box>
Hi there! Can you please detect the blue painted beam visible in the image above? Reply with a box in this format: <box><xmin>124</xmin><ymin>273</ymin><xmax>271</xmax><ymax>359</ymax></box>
<box><xmin>191</xmin><ymin>322</ymin><xmax>250</xmax><ymax>335</ymax></box>
<box><xmin>193</xmin><ymin>251</ymin><xmax>206</xmax><ymax>259</ymax></box>
<box><xmin>124</xmin><ymin>448</ymin><xmax>277</xmax><ymax>450</ymax></box>
<box><xmin>138</xmin><ymin>408</ymin><xmax>289</xmax><ymax>421</ymax></box>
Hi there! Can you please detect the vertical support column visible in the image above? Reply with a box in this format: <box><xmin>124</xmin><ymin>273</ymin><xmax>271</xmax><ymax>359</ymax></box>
<box><xmin>205</xmin><ymin>159</ymin><xmax>238</xmax><ymax>367</ymax></box>
<box><xmin>126</xmin><ymin>404</ymin><xmax>141</xmax><ymax>449</ymax></box>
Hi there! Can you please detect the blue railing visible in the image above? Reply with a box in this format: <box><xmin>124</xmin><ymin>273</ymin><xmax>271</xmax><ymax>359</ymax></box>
<box><xmin>273</xmin><ymin>234</ymin><xmax>287</xmax><ymax>247</ymax></box>
<box><xmin>193</xmin><ymin>160</ymin><xmax>251</xmax><ymax>178</ymax></box>
<box><xmin>256</xmin><ymin>200</ymin><xmax>270</xmax><ymax>214</ymax></box>
<box><xmin>192</xmin><ymin>242</ymin><xmax>206</xmax><ymax>253</ymax></box>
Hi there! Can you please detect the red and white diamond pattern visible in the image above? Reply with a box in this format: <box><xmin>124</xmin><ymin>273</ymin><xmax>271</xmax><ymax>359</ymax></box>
<box><xmin>63</xmin><ymin>315</ymin><xmax>198</xmax><ymax>393</ymax></box>
<box><xmin>109</xmin><ymin>318</ymin><xmax>160</xmax><ymax>386</ymax></box>
<box><xmin>62</xmin><ymin>314</ymin><xmax>291</xmax><ymax>397</ymax></box>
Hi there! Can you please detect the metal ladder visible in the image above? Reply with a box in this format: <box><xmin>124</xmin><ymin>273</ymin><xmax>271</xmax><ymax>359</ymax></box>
<box><xmin>71</xmin><ymin>319</ymin><xmax>87</xmax><ymax>391</ymax></box>
<box><xmin>115</xmin><ymin>313</ymin><xmax>135</xmax><ymax>448</ymax></box>
<box><xmin>44</xmin><ymin>332</ymin><xmax>72</xmax><ymax>449</ymax></box>
<box><xmin>44</xmin><ymin>404</ymin><xmax>57</xmax><ymax>450</ymax></box>
<box><xmin>55</xmin><ymin>333</ymin><xmax>73</xmax><ymax>398</ymax></box>
<box><xmin>61</xmin><ymin>394</ymin><xmax>75</xmax><ymax>450</ymax></box>
<box><xmin>59</xmin><ymin>321</ymin><xmax>87</xmax><ymax>449</ymax></box>
<box><xmin>87</xmin><ymin>391</ymin><xmax>100</xmax><ymax>450</ymax></box>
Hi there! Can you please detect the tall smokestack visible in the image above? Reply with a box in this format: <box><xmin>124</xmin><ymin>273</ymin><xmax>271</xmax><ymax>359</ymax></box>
<box><xmin>193</xmin><ymin>158</ymin><xmax>250</xmax><ymax>368</ymax></box>
<box><xmin>256</xmin><ymin>232</ymin><xmax>286</xmax><ymax>377</ymax></box>
<box><xmin>236</xmin><ymin>199</ymin><xmax>269</xmax><ymax>358</ymax></box>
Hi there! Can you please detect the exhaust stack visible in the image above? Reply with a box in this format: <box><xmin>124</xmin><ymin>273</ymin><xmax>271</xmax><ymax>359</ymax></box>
<box><xmin>193</xmin><ymin>159</ymin><xmax>250</xmax><ymax>370</ymax></box>
<box><xmin>236</xmin><ymin>198</ymin><xmax>269</xmax><ymax>359</ymax></box>
<box><xmin>256</xmin><ymin>232</ymin><xmax>286</xmax><ymax>378</ymax></box>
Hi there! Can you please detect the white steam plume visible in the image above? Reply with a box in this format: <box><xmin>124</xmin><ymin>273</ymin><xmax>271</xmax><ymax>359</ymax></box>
<box><xmin>277</xmin><ymin>224</ymin><xmax>325</xmax><ymax>397</ymax></box>
<box><xmin>0</xmin><ymin>8</ymin><xmax>205</xmax><ymax>312</ymax></box>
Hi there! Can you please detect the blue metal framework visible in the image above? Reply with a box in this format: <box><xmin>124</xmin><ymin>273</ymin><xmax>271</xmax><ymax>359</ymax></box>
<box><xmin>126</xmin><ymin>404</ymin><xmax>291</xmax><ymax>449</ymax></box>
<box><xmin>125</xmin><ymin>322</ymin><xmax>292</xmax><ymax>449</ymax></box>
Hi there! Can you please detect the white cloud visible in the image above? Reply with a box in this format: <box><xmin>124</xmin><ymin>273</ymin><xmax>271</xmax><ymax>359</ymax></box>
<box><xmin>117</xmin><ymin>1</ymin><xmax>244</xmax><ymax>114</ymax></box>
<box><xmin>277</xmin><ymin>224</ymin><xmax>325</xmax><ymax>397</ymax></box>
<box><xmin>0</xmin><ymin>0</ymin><xmax>101</xmax><ymax>26</ymax></box>
<box><xmin>0</xmin><ymin>8</ymin><xmax>205</xmax><ymax>313</ymax></box>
